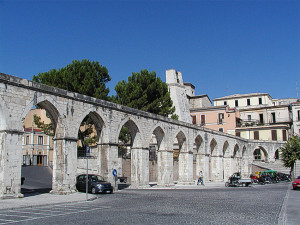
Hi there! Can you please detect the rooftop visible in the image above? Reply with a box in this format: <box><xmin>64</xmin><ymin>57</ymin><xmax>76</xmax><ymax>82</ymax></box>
<box><xmin>213</xmin><ymin>93</ymin><xmax>271</xmax><ymax>101</ymax></box>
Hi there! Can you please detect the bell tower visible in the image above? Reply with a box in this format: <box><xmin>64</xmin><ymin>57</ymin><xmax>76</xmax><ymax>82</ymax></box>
<box><xmin>166</xmin><ymin>69</ymin><xmax>192</xmax><ymax>123</ymax></box>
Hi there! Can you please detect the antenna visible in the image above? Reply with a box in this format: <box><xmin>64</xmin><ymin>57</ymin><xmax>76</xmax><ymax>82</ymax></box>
<box><xmin>297</xmin><ymin>80</ymin><xmax>299</xmax><ymax>99</ymax></box>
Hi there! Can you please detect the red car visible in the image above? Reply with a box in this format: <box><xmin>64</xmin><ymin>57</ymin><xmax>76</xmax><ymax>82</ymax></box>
<box><xmin>292</xmin><ymin>176</ymin><xmax>300</xmax><ymax>190</ymax></box>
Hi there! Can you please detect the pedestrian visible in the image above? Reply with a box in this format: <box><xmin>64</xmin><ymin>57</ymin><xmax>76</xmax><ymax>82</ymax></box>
<box><xmin>197</xmin><ymin>171</ymin><xmax>204</xmax><ymax>185</ymax></box>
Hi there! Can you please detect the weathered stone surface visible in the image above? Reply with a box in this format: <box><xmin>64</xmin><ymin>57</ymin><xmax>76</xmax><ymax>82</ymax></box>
<box><xmin>0</xmin><ymin>73</ymin><xmax>284</xmax><ymax>198</ymax></box>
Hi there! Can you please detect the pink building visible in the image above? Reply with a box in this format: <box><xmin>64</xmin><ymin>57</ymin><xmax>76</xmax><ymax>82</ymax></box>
<box><xmin>190</xmin><ymin>105</ymin><xmax>240</xmax><ymax>133</ymax></box>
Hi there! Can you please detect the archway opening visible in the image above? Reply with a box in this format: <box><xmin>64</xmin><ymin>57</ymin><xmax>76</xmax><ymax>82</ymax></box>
<box><xmin>76</xmin><ymin>112</ymin><xmax>103</xmax><ymax>176</ymax></box>
<box><xmin>149</xmin><ymin>126</ymin><xmax>165</xmax><ymax>185</ymax></box>
<box><xmin>118</xmin><ymin>119</ymin><xmax>142</xmax><ymax>188</ymax></box>
<box><xmin>193</xmin><ymin>135</ymin><xmax>203</xmax><ymax>181</ymax></box>
<box><xmin>233</xmin><ymin>144</ymin><xmax>240</xmax><ymax>173</ymax></box>
<box><xmin>21</xmin><ymin>103</ymin><xmax>57</xmax><ymax>194</ymax></box>
<box><xmin>222</xmin><ymin>141</ymin><xmax>229</xmax><ymax>180</ymax></box>
<box><xmin>253</xmin><ymin>146</ymin><xmax>268</xmax><ymax>162</ymax></box>
<box><xmin>173</xmin><ymin>131</ymin><xmax>186</xmax><ymax>183</ymax></box>
<box><xmin>209</xmin><ymin>139</ymin><xmax>218</xmax><ymax>181</ymax></box>
<box><xmin>274</xmin><ymin>149</ymin><xmax>280</xmax><ymax>160</ymax></box>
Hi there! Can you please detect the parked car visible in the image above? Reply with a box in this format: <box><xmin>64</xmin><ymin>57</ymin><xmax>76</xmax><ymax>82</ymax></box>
<box><xmin>292</xmin><ymin>176</ymin><xmax>300</xmax><ymax>190</ymax></box>
<box><xmin>76</xmin><ymin>174</ymin><xmax>113</xmax><ymax>194</ymax></box>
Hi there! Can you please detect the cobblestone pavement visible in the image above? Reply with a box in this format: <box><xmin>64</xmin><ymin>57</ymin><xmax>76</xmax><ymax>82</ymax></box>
<box><xmin>0</xmin><ymin>182</ymin><xmax>294</xmax><ymax>225</ymax></box>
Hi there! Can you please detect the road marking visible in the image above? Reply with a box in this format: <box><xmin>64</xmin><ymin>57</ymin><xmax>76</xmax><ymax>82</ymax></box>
<box><xmin>0</xmin><ymin>205</ymin><xmax>110</xmax><ymax>224</ymax></box>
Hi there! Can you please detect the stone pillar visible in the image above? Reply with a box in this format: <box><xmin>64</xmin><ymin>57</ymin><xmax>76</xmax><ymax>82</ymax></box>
<box><xmin>241</xmin><ymin>156</ymin><xmax>250</xmax><ymax>178</ymax></box>
<box><xmin>131</xmin><ymin>147</ymin><xmax>149</xmax><ymax>188</ymax></box>
<box><xmin>98</xmin><ymin>143</ymin><xmax>119</xmax><ymax>189</ymax></box>
<box><xmin>211</xmin><ymin>155</ymin><xmax>223</xmax><ymax>181</ymax></box>
<box><xmin>51</xmin><ymin>137</ymin><xmax>77</xmax><ymax>194</ymax></box>
<box><xmin>178</xmin><ymin>151</ymin><xmax>194</xmax><ymax>184</ymax></box>
<box><xmin>203</xmin><ymin>154</ymin><xmax>210</xmax><ymax>182</ymax></box>
<box><xmin>196</xmin><ymin>153</ymin><xmax>206</xmax><ymax>178</ymax></box>
<box><xmin>0</xmin><ymin>130</ymin><xmax>24</xmax><ymax>198</ymax></box>
<box><xmin>157</xmin><ymin>150</ymin><xmax>174</xmax><ymax>186</ymax></box>
<box><xmin>223</xmin><ymin>157</ymin><xmax>232</xmax><ymax>181</ymax></box>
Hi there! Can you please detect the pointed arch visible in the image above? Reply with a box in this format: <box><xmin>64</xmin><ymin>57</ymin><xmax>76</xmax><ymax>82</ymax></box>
<box><xmin>174</xmin><ymin>130</ymin><xmax>187</xmax><ymax>153</ymax></box>
<box><xmin>117</xmin><ymin>116</ymin><xmax>144</xmax><ymax>148</ymax></box>
<box><xmin>253</xmin><ymin>146</ymin><xmax>269</xmax><ymax>162</ymax></box>
<box><xmin>149</xmin><ymin>124</ymin><xmax>166</xmax><ymax>150</ymax></box>
<box><xmin>233</xmin><ymin>144</ymin><xmax>240</xmax><ymax>158</ymax></box>
<box><xmin>223</xmin><ymin>141</ymin><xmax>230</xmax><ymax>157</ymax></box>
<box><xmin>210</xmin><ymin>138</ymin><xmax>218</xmax><ymax>156</ymax></box>
<box><xmin>194</xmin><ymin>135</ymin><xmax>204</xmax><ymax>154</ymax></box>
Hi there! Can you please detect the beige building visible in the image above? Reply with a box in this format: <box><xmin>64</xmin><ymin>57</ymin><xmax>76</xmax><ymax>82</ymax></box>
<box><xmin>22</xmin><ymin>109</ymin><xmax>53</xmax><ymax>166</ymax></box>
<box><xmin>213</xmin><ymin>93</ymin><xmax>293</xmax><ymax>141</ymax></box>
<box><xmin>289</xmin><ymin>100</ymin><xmax>300</xmax><ymax>136</ymax></box>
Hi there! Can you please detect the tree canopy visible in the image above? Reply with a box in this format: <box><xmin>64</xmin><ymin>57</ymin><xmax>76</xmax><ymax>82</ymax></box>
<box><xmin>32</xmin><ymin>59</ymin><xmax>111</xmax><ymax>100</ymax></box>
<box><xmin>111</xmin><ymin>69</ymin><xmax>177</xmax><ymax>118</ymax></box>
<box><xmin>280</xmin><ymin>135</ymin><xmax>300</xmax><ymax>177</ymax></box>
<box><xmin>32</xmin><ymin>59</ymin><xmax>110</xmax><ymax>155</ymax></box>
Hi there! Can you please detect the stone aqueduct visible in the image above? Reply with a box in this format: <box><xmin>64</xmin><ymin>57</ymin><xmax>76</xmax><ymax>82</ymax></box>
<box><xmin>0</xmin><ymin>73</ymin><xmax>284</xmax><ymax>198</ymax></box>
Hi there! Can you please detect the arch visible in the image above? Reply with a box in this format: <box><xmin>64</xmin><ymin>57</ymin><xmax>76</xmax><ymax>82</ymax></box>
<box><xmin>233</xmin><ymin>144</ymin><xmax>240</xmax><ymax>158</ymax></box>
<box><xmin>193</xmin><ymin>134</ymin><xmax>204</xmax><ymax>180</ymax></box>
<box><xmin>222</xmin><ymin>141</ymin><xmax>231</xmax><ymax>180</ymax></box>
<box><xmin>149</xmin><ymin>124</ymin><xmax>166</xmax><ymax>150</ymax></box>
<box><xmin>210</xmin><ymin>138</ymin><xmax>218</xmax><ymax>156</ymax></box>
<box><xmin>194</xmin><ymin>135</ymin><xmax>204</xmax><ymax>154</ymax></box>
<box><xmin>253</xmin><ymin>146</ymin><xmax>269</xmax><ymax>162</ymax></box>
<box><xmin>174</xmin><ymin>130</ymin><xmax>187</xmax><ymax>153</ymax></box>
<box><xmin>242</xmin><ymin>146</ymin><xmax>247</xmax><ymax>158</ymax></box>
<box><xmin>76</xmin><ymin>109</ymin><xmax>107</xmax><ymax>143</ymax></box>
<box><xmin>223</xmin><ymin>141</ymin><xmax>230</xmax><ymax>157</ymax></box>
<box><xmin>21</xmin><ymin>97</ymin><xmax>65</xmax><ymax>138</ymax></box>
<box><xmin>116</xmin><ymin>116</ymin><xmax>145</xmax><ymax>148</ymax></box>
<box><xmin>21</xmin><ymin>95</ymin><xmax>63</xmax><ymax>123</ymax></box>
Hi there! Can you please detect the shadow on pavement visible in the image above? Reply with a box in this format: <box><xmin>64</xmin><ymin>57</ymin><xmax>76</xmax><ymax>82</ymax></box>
<box><xmin>21</xmin><ymin>188</ymin><xmax>52</xmax><ymax>197</ymax></box>
<box><xmin>21</xmin><ymin>165</ymin><xmax>52</xmax><ymax>197</ymax></box>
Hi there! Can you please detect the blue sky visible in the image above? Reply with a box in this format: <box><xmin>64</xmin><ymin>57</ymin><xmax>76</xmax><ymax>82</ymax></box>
<box><xmin>0</xmin><ymin>0</ymin><xmax>299</xmax><ymax>101</ymax></box>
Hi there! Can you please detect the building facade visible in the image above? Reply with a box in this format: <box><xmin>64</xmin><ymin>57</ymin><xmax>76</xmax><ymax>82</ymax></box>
<box><xmin>190</xmin><ymin>105</ymin><xmax>239</xmax><ymax>133</ymax></box>
<box><xmin>22</xmin><ymin>108</ymin><xmax>53</xmax><ymax>166</ymax></box>
<box><xmin>289</xmin><ymin>100</ymin><xmax>300</xmax><ymax>136</ymax></box>
<box><xmin>213</xmin><ymin>93</ymin><xmax>294</xmax><ymax>142</ymax></box>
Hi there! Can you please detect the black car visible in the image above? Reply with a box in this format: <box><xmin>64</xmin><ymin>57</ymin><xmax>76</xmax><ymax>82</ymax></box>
<box><xmin>76</xmin><ymin>174</ymin><xmax>113</xmax><ymax>194</ymax></box>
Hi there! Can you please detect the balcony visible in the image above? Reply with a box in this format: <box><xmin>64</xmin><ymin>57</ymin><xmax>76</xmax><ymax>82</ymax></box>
<box><xmin>236</xmin><ymin>118</ymin><xmax>292</xmax><ymax>128</ymax></box>
<box><xmin>237</xmin><ymin>119</ymin><xmax>259</xmax><ymax>127</ymax></box>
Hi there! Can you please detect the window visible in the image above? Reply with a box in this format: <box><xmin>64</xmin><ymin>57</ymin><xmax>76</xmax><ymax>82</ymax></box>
<box><xmin>236</xmin><ymin>132</ymin><xmax>240</xmax><ymax>137</ymax></box>
<box><xmin>248</xmin><ymin>115</ymin><xmax>251</xmax><ymax>121</ymax></box>
<box><xmin>253</xmin><ymin>149</ymin><xmax>261</xmax><ymax>160</ymax></box>
<box><xmin>259</xmin><ymin>97</ymin><xmax>262</xmax><ymax>105</ymax></box>
<box><xmin>282</xmin><ymin>130</ymin><xmax>287</xmax><ymax>141</ymax></box>
<box><xmin>191</xmin><ymin>115</ymin><xmax>196</xmax><ymax>124</ymax></box>
<box><xmin>298</xmin><ymin>110</ymin><xmax>300</xmax><ymax>121</ymax></box>
<box><xmin>218</xmin><ymin>113</ymin><xmax>224</xmax><ymax>124</ymax></box>
<box><xmin>271</xmin><ymin>130</ymin><xmax>277</xmax><ymax>141</ymax></box>
<box><xmin>200</xmin><ymin>115</ymin><xmax>205</xmax><ymax>125</ymax></box>
<box><xmin>271</xmin><ymin>112</ymin><xmax>276</xmax><ymax>123</ymax></box>
<box><xmin>235</xmin><ymin>100</ymin><xmax>239</xmax><ymax>107</ymax></box>
<box><xmin>224</xmin><ymin>101</ymin><xmax>227</xmax><ymax>105</ymax></box>
<box><xmin>254</xmin><ymin>131</ymin><xmax>259</xmax><ymax>140</ymax></box>
<box><xmin>38</xmin><ymin>136</ymin><xmax>43</xmax><ymax>145</ymax></box>
<box><xmin>219</xmin><ymin>128</ymin><xmax>224</xmax><ymax>132</ymax></box>
<box><xmin>259</xmin><ymin>114</ymin><xmax>264</xmax><ymax>124</ymax></box>
<box><xmin>274</xmin><ymin>150</ymin><xmax>280</xmax><ymax>159</ymax></box>
<box><xmin>247</xmin><ymin>99</ymin><xmax>251</xmax><ymax>106</ymax></box>
<box><xmin>25</xmin><ymin>135</ymin><xmax>30</xmax><ymax>145</ymax></box>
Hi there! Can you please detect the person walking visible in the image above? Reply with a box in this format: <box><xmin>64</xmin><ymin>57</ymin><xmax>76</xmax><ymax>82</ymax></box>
<box><xmin>197</xmin><ymin>171</ymin><xmax>204</xmax><ymax>185</ymax></box>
